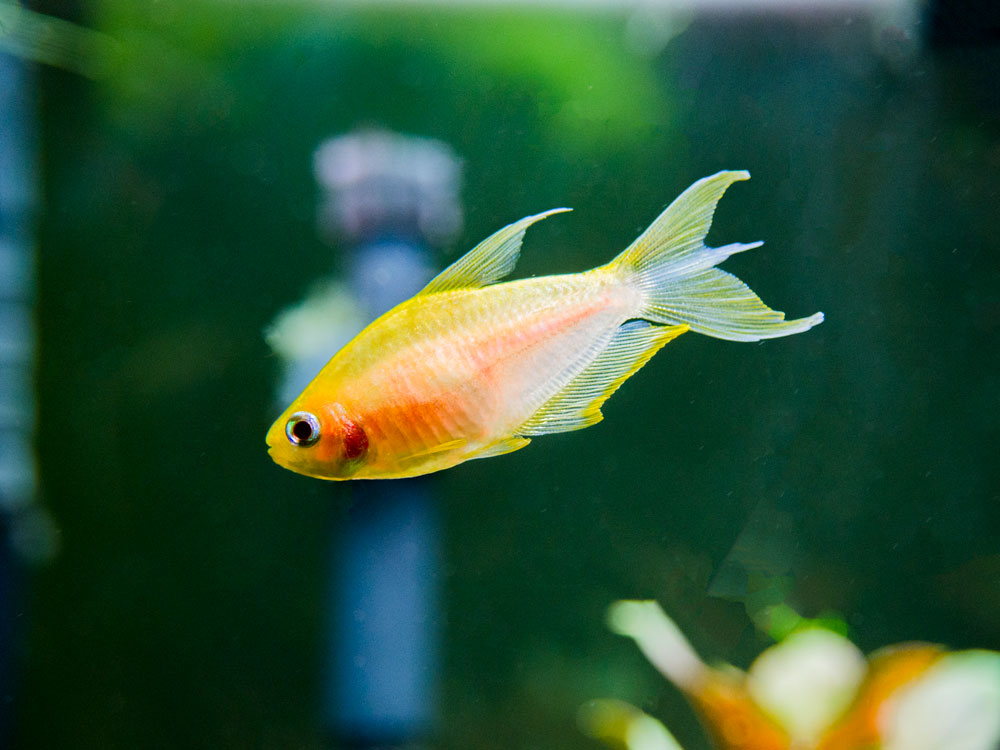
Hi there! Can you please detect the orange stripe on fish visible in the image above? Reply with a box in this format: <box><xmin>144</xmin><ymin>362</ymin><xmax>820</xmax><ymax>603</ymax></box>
<box><xmin>266</xmin><ymin>171</ymin><xmax>824</xmax><ymax>480</ymax></box>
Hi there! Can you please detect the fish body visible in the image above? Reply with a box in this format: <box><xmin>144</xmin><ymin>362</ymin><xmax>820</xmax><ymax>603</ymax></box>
<box><xmin>277</xmin><ymin>270</ymin><xmax>647</xmax><ymax>479</ymax></box>
<box><xmin>266</xmin><ymin>171</ymin><xmax>823</xmax><ymax>480</ymax></box>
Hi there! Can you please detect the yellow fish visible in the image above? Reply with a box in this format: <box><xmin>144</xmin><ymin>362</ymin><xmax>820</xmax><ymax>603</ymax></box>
<box><xmin>266</xmin><ymin>171</ymin><xmax>823</xmax><ymax>480</ymax></box>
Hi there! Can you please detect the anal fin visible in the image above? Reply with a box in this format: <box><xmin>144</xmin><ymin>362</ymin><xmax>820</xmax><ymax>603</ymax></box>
<box><xmin>467</xmin><ymin>436</ymin><xmax>531</xmax><ymax>461</ymax></box>
<box><xmin>516</xmin><ymin>320</ymin><xmax>688</xmax><ymax>437</ymax></box>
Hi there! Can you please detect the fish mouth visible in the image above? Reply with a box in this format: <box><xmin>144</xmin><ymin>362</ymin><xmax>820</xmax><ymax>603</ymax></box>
<box><xmin>265</xmin><ymin>443</ymin><xmax>285</xmax><ymax>468</ymax></box>
<box><xmin>264</xmin><ymin>420</ymin><xmax>283</xmax><ymax>452</ymax></box>
<box><xmin>265</xmin><ymin>437</ymin><xmax>280</xmax><ymax>463</ymax></box>
<box><xmin>265</xmin><ymin>426</ymin><xmax>290</xmax><ymax>467</ymax></box>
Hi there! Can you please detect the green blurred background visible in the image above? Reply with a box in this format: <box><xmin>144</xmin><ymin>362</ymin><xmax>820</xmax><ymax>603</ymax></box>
<box><xmin>9</xmin><ymin>0</ymin><xmax>1000</xmax><ymax>748</ymax></box>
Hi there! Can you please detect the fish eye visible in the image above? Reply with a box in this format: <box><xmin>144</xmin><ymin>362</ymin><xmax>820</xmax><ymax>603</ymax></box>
<box><xmin>285</xmin><ymin>412</ymin><xmax>321</xmax><ymax>447</ymax></box>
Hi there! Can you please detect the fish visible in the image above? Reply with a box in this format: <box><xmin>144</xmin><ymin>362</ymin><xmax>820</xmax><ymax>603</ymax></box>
<box><xmin>266</xmin><ymin>171</ymin><xmax>823</xmax><ymax>480</ymax></box>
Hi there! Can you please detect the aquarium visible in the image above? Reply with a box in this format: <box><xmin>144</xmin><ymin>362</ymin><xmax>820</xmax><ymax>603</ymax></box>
<box><xmin>2</xmin><ymin>0</ymin><xmax>998</xmax><ymax>748</ymax></box>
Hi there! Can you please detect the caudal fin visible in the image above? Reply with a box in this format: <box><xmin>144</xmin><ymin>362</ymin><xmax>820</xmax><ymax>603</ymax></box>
<box><xmin>608</xmin><ymin>171</ymin><xmax>824</xmax><ymax>342</ymax></box>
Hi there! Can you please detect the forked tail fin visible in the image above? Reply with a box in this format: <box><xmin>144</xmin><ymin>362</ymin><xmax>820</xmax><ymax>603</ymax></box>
<box><xmin>608</xmin><ymin>171</ymin><xmax>824</xmax><ymax>342</ymax></box>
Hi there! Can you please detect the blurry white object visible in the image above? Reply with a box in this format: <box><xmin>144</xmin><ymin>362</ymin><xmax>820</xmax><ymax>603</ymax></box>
<box><xmin>597</xmin><ymin>600</ymin><xmax>1000</xmax><ymax>750</ymax></box>
<box><xmin>748</xmin><ymin>628</ymin><xmax>866</xmax><ymax>745</ymax></box>
<box><xmin>313</xmin><ymin>129</ymin><xmax>463</xmax><ymax>247</ymax></box>
<box><xmin>579</xmin><ymin>699</ymin><xmax>685</xmax><ymax>750</ymax></box>
<box><xmin>883</xmin><ymin>650</ymin><xmax>1000</xmax><ymax>750</ymax></box>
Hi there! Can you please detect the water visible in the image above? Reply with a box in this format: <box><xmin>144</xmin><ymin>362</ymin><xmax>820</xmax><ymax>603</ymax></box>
<box><xmin>8</xmin><ymin>2</ymin><xmax>999</xmax><ymax>749</ymax></box>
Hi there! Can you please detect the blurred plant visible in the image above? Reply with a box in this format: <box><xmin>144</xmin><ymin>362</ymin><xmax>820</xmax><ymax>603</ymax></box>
<box><xmin>0</xmin><ymin>0</ymin><xmax>117</xmax><ymax>77</ymax></box>
<box><xmin>580</xmin><ymin>600</ymin><xmax>1000</xmax><ymax>750</ymax></box>
<box><xmin>88</xmin><ymin>0</ymin><xmax>672</xmax><ymax>156</ymax></box>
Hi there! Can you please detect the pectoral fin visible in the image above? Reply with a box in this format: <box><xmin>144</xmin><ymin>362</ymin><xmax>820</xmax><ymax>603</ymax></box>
<box><xmin>398</xmin><ymin>438</ymin><xmax>468</xmax><ymax>466</ymax></box>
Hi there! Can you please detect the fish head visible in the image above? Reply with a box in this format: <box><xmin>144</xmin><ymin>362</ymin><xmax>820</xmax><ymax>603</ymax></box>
<box><xmin>265</xmin><ymin>400</ymin><xmax>369</xmax><ymax>480</ymax></box>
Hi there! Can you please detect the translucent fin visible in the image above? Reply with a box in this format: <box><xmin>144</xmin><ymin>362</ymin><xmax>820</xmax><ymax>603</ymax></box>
<box><xmin>517</xmin><ymin>320</ymin><xmax>688</xmax><ymax>437</ymax></box>
<box><xmin>398</xmin><ymin>438</ymin><xmax>467</xmax><ymax>466</ymax></box>
<box><xmin>419</xmin><ymin>208</ymin><xmax>571</xmax><ymax>295</ymax></box>
<box><xmin>608</xmin><ymin>171</ymin><xmax>824</xmax><ymax>342</ymax></box>
<box><xmin>649</xmin><ymin>267</ymin><xmax>826</xmax><ymax>341</ymax></box>
<box><xmin>467</xmin><ymin>436</ymin><xmax>530</xmax><ymax>461</ymax></box>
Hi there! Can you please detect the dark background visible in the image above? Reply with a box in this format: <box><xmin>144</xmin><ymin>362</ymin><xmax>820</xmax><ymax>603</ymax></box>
<box><xmin>10</xmin><ymin>1</ymin><xmax>1000</xmax><ymax>748</ymax></box>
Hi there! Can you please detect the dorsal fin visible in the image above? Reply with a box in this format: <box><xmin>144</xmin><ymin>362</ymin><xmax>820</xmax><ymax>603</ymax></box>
<box><xmin>418</xmin><ymin>208</ymin><xmax>571</xmax><ymax>296</ymax></box>
<box><xmin>517</xmin><ymin>320</ymin><xmax>688</xmax><ymax>436</ymax></box>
